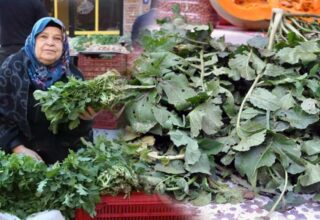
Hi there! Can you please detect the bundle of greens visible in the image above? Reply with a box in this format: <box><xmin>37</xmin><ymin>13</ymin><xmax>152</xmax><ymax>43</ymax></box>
<box><xmin>123</xmin><ymin>7</ymin><xmax>320</xmax><ymax>208</ymax></box>
<box><xmin>0</xmin><ymin>136</ymin><xmax>140</xmax><ymax>219</ymax></box>
<box><xmin>34</xmin><ymin>71</ymin><xmax>151</xmax><ymax>134</ymax></box>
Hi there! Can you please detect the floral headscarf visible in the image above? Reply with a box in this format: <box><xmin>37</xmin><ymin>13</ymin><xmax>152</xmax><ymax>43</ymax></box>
<box><xmin>24</xmin><ymin>17</ymin><xmax>70</xmax><ymax>89</ymax></box>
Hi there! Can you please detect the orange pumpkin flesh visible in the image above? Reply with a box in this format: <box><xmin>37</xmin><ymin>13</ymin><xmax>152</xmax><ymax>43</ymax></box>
<box><xmin>210</xmin><ymin>0</ymin><xmax>320</xmax><ymax>30</ymax></box>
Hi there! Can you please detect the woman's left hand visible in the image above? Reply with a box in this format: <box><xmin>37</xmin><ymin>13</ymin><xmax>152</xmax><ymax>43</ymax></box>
<box><xmin>80</xmin><ymin>106</ymin><xmax>99</xmax><ymax>120</ymax></box>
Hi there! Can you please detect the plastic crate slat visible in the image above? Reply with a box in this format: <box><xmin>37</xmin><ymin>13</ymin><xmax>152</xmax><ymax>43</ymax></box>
<box><xmin>75</xmin><ymin>192</ymin><xmax>196</xmax><ymax>220</ymax></box>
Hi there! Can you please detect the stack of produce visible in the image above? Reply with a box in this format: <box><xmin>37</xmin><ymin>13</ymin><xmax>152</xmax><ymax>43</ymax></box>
<box><xmin>122</xmin><ymin>9</ymin><xmax>320</xmax><ymax>209</ymax></box>
<box><xmin>0</xmin><ymin>136</ymin><xmax>139</xmax><ymax>219</ymax></box>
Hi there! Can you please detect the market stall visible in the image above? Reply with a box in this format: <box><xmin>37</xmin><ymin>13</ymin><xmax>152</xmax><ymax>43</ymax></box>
<box><xmin>1</xmin><ymin>3</ymin><xmax>320</xmax><ymax>220</ymax></box>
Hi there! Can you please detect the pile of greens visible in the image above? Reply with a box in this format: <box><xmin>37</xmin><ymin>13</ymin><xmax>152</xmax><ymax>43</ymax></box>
<box><xmin>33</xmin><ymin>71</ymin><xmax>149</xmax><ymax>134</ymax></box>
<box><xmin>69</xmin><ymin>35</ymin><xmax>120</xmax><ymax>52</ymax></box>
<box><xmin>123</xmin><ymin>9</ymin><xmax>320</xmax><ymax>208</ymax></box>
<box><xmin>0</xmin><ymin>136</ymin><xmax>139</xmax><ymax>219</ymax></box>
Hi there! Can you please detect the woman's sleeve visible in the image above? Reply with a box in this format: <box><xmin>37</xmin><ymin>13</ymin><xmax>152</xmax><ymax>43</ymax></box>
<box><xmin>0</xmin><ymin>52</ymin><xmax>29</xmax><ymax>153</ymax></box>
<box><xmin>0</xmin><ymin>118</ymin><xmax>25</xmax><ymax>153</ymax></box>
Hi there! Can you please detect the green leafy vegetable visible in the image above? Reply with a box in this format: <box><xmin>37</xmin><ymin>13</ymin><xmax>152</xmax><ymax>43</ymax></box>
<box><xmin>34</xmin><ymin>70</ymin><xmax>153</xmax><ymax>134</ymax></box>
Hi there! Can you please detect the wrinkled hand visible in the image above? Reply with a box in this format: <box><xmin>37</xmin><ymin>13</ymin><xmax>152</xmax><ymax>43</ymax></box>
<box><xmin>80</xmin><ymin>106</ymin><xmax>99</xmax><ymax>120</ymax></box>
<box><xmin>12</xmin><ymin>145</ymin><xmax>43</xmax><ymax>162</ymax></box>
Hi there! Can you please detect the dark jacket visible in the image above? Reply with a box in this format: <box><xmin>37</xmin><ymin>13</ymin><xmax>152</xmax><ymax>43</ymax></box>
<box><xmin>0</xmin><ymin>50</ymin><xmax>93</xmax><ymax>164</ymax></box>
<box><xmin>0</xmin><ymin>0</ymin><xmax>48</xmax><ymax>63</ymax></box>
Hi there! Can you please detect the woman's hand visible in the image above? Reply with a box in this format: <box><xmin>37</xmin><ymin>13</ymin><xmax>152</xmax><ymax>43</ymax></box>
<box><xmin>79</xmin><ymin>106</ymin><xmax>99</xmax><ymax>121</ymax></box>
<box><xmin>12</xmin><ymin>145</ymin><xmax>43</xmax><ymax>162</ymax></box>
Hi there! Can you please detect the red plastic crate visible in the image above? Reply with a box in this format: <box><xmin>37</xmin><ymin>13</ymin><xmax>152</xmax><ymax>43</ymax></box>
<box><xmin>77</xmin><ymin>53</ymin><xmax>127</xmax><ymax>80</ymax></box>
<box><xmin>75</xmin><ymin>192</ymin><xmax>197</xmax><ymax>220</ymax></box>
<box><xmin>93</xmin><ymin>110</ymin><xmax>118</xmax><ymax>129</ymax></box>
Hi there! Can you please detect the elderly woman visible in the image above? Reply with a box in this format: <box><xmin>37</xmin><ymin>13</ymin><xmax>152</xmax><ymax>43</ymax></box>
<box><xmin>0</xmin><ymin>17</ymin><xmax>96</xmax><ymax>164</ymax></box>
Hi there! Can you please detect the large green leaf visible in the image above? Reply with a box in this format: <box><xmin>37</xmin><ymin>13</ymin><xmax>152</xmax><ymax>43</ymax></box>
<box><xmin>241</xmin><ymin>108</ymin><xmax>264</xmax><ymax>120</ymax></box>
<box><xmin>185</xmin><ymin>153</ymin><xmax>211</xmax><ymax>175</ymax></box>
<box><xmin>237</xmin><ymin>121</ymin><xmax>266</xmax><ymax>138</ymax></box>
<box><xmin>169</xmin><ymin>130</ymin><xmax>201</xmax><ymax>165</ymax></box>
<box><xmin>125</xmin><ymin>93</ymin><xmax>157</xmax><ymax>133</ymax></box>
<box><xmin>198</xmin><ymin>138</ymin><xmax>224</xmax><ymax>156</ymax></box>
<box><xmin>228</xmin><ymin>54</ymin><xmax>256</xmax><ymax>80</ymax></box>
<box><xmin>154</xmin><ymin>160</ymin><xmax>186</xmax><ymax>174</ymax></box>
<box><xmin>276</xmin><ymin>41</ymin><xmax>320</xmax><ymax>64</ymax></box>
<box><xmin>301</xmin><ymin>98</ymin><xmax>319</xmax><ymax>115</ymax></box>
<box><xmin>191</xmin><ymin>191</ymin><xmax>212</xmax><ymax>206</ymax></box>
<box><xmin>235</xmin><ymin>145</ymin><xmax>276</xmax><ymax>186</ymax></box>
<box><xmin>298</xmin><ymin>163</ymin><xmax>320</xmax><ymax>186</ymax></box>
<box><xmin>233</xmin><ymin>130</ymin><xmax>267</xmax><ymax>152</ymax></box>
<box><xmin>264</xmin><ymin>64</ymin><xmax>295</xmax><ymax>77</ymax></box>
<box><xmin>160</xmin><ymin>74</ymin><xmax>196</xmax><ymax>110</ymax></box>
<box><xmin>269</xmin><ymin>132</ymin><xmax>302</xmax><ymax>169</ymax></box>
<box><xmin>280</xmin><ymin>107</ymin><xmax>319</xmax><ymax>129</ymax></box>
<box><xmin>249</xmin><ymin>88</ymin><xmax>281</xmax><ymax>111</ymax></box>
<box><xmin>250</xmin><ymin>52</ymin><xmax>266</xmax><ymax>75</ymax></box>
<box><xmin>188</xmin><ymin>101</ymin><xmax>223</xmax><ymax>137</ymax></box>
<box><xmin>302</xmin><ymin>139</ymin><xmax>320</xmax><ymax>156</ymax></box>
<box><xmin>152</xmin><ymin>106</ymin><xmax>184</xmax><ymax>129</ymax></box>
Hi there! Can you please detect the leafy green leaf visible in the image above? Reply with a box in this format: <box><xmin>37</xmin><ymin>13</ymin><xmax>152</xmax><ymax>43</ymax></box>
<box><xmin>188</xmin><ymin>101</ymin><xmax>223</xmax><ymax>137</ymax></box>
<box><xmin>154</xmin><ymin>160</ymin><xmax>186</xmax><ymax>174</ymax></box>
<box><xmin>160</xmin><ymin>74</ymin><xmax>197</xmax><ymax>110</ymax></box>
<box><xmin>233</xmin><ymin>130</ymin><xmax>267</xmax><ymax>152</ymax></box>
<box><xmin>279</xmin><ymin>107</ymin><xmax>319</xmax><ymax>129</ymax></box>
<box><xmin>276</xmin><ymin>41</ymin><xmax>320</xmax><ymax>64</ymax></box>
<box><xmin>298</xmin><ymin>163</ymin><xmax>320</xmax><ymax>186</ymax></box>
<box><xmin>249</xmin><ymin>88</ymin><xmax>281</xmax><ymax>111</ymax></box>
<box><xmin>185</xmin><ymin>153</ymin><xmax>211</xmax><ymax>175</ymax></box>
<box><xmin>169</xmin><ymin>130</ymin><xmax>201</xmax><ymax>165</ymax></box>
<box><xmin>302</xmin><ymin>139</ymin><xmax>320</xmax><ymax>156</ymax></box>
<box><xmin>228</xmin><ymin>54</ymin><xmax>256</xmax><ymax>80</ymax></box>
<box><xmin>235</xmin><ymin>145</ymin><xmax>276</xmax><ymax>186</ymax></box>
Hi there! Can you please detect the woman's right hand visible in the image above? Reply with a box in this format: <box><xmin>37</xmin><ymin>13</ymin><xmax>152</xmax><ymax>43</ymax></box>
<box><xmin>12</xmin><ymin>145</ymin><xmax>44</xmax><ymax>162</ymax></box>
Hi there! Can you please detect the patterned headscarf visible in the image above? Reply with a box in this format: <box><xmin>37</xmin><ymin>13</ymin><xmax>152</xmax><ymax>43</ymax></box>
<box><xmin>24</xmin><ymin>17</ymin><xmax>70</xmax><ymax>90</ymax></box>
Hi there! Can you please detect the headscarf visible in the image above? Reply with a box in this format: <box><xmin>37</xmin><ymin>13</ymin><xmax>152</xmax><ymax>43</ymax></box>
<box><xmin>24</xmin><ymin>17</ymin><xmax>70</xmax><ymax>90</ymax></box>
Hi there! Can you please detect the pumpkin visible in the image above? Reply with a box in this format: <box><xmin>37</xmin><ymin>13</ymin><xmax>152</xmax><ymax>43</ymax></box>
<box><xmin>210</xmin><ymin>0</ymin><xmax>320</xmax><ymax>30</ymax></box>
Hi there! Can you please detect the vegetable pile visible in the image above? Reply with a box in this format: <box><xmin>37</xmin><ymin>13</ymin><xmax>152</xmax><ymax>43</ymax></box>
<box><xmin>0</xmin><ymin>136</ymin><xmax>139</xmax><ymax>219</ymax></box>
<box><xmin>123</xmin><ymin>8</ymin><xmax>320</xmax><ymax>208</ymax></box>
<box><xmin>69</xmin><ymin>35</ymin><xmax>120</xmax><ymax>52</ymax></box>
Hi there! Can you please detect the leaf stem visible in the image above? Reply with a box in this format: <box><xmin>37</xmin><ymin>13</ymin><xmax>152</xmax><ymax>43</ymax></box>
<box><xmin>200</xmin><ymin>49</ymin><xmax>206</xmax><ymax>91</ymax></box>
<box><xmin>236</xmin><ymin>73</ymin><xmax>262</xmax><ymax>137</ymax></box>
<box><xmin>267</xmin><ymin>170</ymin><xmax>288</xmax><ymax>217</ymax></box>
<box><xmin>266</xmin><ymin>110</ymin><xmax>270</xmax><ymax>130</ymax></box>
<box><xmin>268</xmin><ymin>8</ymin><xmax>284</xmax><ymax>50</ymax></box>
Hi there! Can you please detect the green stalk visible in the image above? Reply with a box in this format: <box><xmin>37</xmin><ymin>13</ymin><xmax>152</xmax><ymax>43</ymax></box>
<box><xmin>267</xmin><ymin>8</ymin><xmax>285</xmax><ymax>49</ymax></box>
<box><xmin>237</xmin><ymin>8</ymin><xmax>281</xmax><ymax>137</ymax></box>
<box><xmin>267</xmin><ymin>170</ymin><xmax>288</xmax><ymax>217</ymax></box>
<box><xmin>200</xmin><ymin>49</ymin><xmax>206</xmax><ymax>91</ymax></box>
<box><xmin>266</xmin><ymin>110</ymin><xmax>270</xmax><ymax>130</ymax></box>
<box><xmin>236</xmin><ymin>50</ymin><xmax>258</xmax><ymax>137</ymax></box>
<box><xmin>288</xmin><ymin>17</ymin><xmax>320</xmax><ymax>34</ymax></box>
<box><xmin>283</xmin><ymin>21</ymin><xmax>308</xmax><ymax>41</ymax></box>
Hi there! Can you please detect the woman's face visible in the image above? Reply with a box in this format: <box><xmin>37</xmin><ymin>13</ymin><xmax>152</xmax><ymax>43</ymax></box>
<box><xmin>35</xmin><ymin>26</ymin><xmax>63</xmax><ymax>65</ymax></box>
